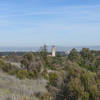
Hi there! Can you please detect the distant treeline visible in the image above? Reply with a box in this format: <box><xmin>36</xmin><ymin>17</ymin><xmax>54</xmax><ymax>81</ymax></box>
<box><xmin>0</xmin><ymin>52</ymin><xmax>26</xmax><ymax>56</ymax></box>
<box><xmin>0</xmin><ymin>51</ymin><xmax>66</xmax><ymax>57</ymax></box>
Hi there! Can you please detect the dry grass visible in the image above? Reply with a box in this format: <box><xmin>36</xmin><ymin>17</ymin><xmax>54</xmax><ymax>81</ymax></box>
<box><xmin>0</xmin><ymin>71</ymin><xmax>48</xmax><ymax>100</ymax></box>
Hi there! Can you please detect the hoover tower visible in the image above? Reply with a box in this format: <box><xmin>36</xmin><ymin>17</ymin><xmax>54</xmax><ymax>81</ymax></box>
<box><xmin>52</xmin><ymin>45</ymin><xmax>56</xmax><ymax>57</ymax></box>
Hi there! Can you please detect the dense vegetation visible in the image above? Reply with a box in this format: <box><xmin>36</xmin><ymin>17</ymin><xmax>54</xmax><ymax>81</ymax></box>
<box><xmin>0</xmin><ymin>47</ymin><xmax>100</xmax><ymax>100</ymax></box>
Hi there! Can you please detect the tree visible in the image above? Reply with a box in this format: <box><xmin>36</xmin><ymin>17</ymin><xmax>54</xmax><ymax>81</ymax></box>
<box><xmin>39</xmin><ymin>45</ymin><xmax>48</xmax><ymax>60</ymax></box>
<box><xmin>16</xmin><ymin>70</ymin><xmax>28</xmax><ymax>79</ymax></box>
<box><xmin>21</xmin><ymin>52</ymin><xmax>42</xmax><ymax>73</ymax></box>
<box><xmin>21</xmin><ymin>52</ymin><xmax>33</xmax><ymax>71</ymax></box>
<box><xmin>55</xmin><ymin>62</ymin><xmax>99</xmax><ymax>100</ymax></box>
<box><xmin>68</xmin><ymin>48</ymin><xmax>82</xmax><ymax>65</ymax></box>
<box><xmin>39</xmin><ymin>45</ymin><xmax>49</xmax><ymax>67</ymax></box>
<box><xmin>80</xmin><ymin>48</ymin><xmax>96</xmax><ymax>71</ymax></box>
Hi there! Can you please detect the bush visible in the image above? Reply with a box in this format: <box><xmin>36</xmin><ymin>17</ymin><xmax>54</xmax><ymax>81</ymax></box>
<box><xmin>0</xmin><ymin>58</ymin><xmax>5</xmax><ymax>69</ymax></box>
<box><xmin>16</xmin><ymin>70</ymin><xmax>28</xmax><ymax>79</ymax></box>
<box><xmin>41</xmin><ymin>69</ymin><xmax>49</xmax><ymax>79</ymax></box>
<box><xmin>27</xmin><ymin>71</ymin><xmax>35</xmax><ymax>79</ymax></box>
<box><xmin>48</xmin><ymin>73</ymin><xmax>58</xmax><ymax>87</ymax></box>
<box><xmin>39</xmin><ymin>92</ymin><xmax>53</xmax><ymax>100</ymax></box>
<box><xmin>55</xmin><ymin>62</ymin><xmax>99</xmax><ymax>100</ymax></box>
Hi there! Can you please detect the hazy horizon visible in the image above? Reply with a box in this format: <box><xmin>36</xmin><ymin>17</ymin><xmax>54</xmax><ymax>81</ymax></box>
<box><xmin>0</xmin><ymin>45</ymin><xmax>100</xmax><ymax>52</ymax></box>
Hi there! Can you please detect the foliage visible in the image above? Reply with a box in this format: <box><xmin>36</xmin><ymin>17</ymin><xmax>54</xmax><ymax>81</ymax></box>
<box><xmin>21</xmin><ymin>52</ymin><xmax>42</xmax><ymax>76</ymax></box>
<box><xmin>21</xmin><ymin>52</ymin><xmax>34</xmax><ymax>71</ymax></box>
<box><xmin>16</xmin><ymin>70</ymin><xmax>38</xmax><ymax>80</ymax></box>
<box><xmin>0</xmin><ymin>48</ymin><xmax>100</xmax><ymax>100</ymax></box>
<box><xmin>0</xmin><ymin>58</ymin><xmax>18</xmax><ymax>75</ymax></box>
<box><xmin>39</xmin><ymin>92</ymin><xmax>53</xmax><ymax>100</ymax></box>
<box><xmin>27</xmin><ymin>71</ymin><xmax>35</xmax><ymax>79</ymax></box>
<box><xmin>39</xmin><ymin>45</ymin><xmax>48</xmax><ymax>60</ymax></box>
<box><xmin>48</xmin><ymin>73</ymin><xmax>58</xmax><ymax>87</ymax></box>
<box><xmin>55</xmin><ymin>62</ymin><xmax>99</xmax><ymax>100</ymax></box>
<box><xmin>16</xmin><ymin>70</ymin><xmax>28</xmax><ymax>79</ymax></box>
<box><xmin>68</xmin><ymin>48</ymin><xmax>97</xmax><ymax>72</ymax></box>
<box><xmin>68</xmin><ymin>48</ymin><xmax>82</xmax><ymax>65</ymax></box>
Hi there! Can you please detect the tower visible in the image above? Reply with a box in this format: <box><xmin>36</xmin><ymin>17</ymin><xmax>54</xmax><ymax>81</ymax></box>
<box><xmin>52</xmin><ymin>45</ymin><xmax>56</xmax><ymax>57</ymax></box>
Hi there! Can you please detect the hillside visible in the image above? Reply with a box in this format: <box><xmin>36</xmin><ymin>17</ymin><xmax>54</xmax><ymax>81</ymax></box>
<box><xmin>0</xmin><ymin>47</ymin><xmax>100</xmax><ymax>100</ymax></box>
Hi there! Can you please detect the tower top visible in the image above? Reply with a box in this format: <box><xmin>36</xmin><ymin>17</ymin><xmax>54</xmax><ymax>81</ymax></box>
<box><xmin>52</xmin><ymin>45</ymin><xmax>55</xmax><ymax>48</ymax></box>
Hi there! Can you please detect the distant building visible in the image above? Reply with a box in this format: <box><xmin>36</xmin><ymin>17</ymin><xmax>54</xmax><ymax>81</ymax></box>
<box><xmin>65</xmin><ymin>50</ymin><xmax>71</xmax><ymax>55</ymax></box>
<box><xmin>52</xmin><ymin>45</ymin><xmax>56</xmax><ymax>57</ymax></box>
<box><xmin>56</xmin><ymin>51</ymin><xmax>66</xmax><ymax>56</ymax></box>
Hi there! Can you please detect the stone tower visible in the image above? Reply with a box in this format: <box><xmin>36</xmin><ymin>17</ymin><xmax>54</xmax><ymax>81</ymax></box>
<box><xmin>52</xmin><ymin>45</ymin><xmax>56</xmax><ymax>57</ymax></box>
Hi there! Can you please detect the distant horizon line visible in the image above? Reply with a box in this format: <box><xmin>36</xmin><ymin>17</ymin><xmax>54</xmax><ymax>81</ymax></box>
<box><xmin>0</xmin><ymin>45</ymin><xmax>100</xmax><ymax>47</ymax></box>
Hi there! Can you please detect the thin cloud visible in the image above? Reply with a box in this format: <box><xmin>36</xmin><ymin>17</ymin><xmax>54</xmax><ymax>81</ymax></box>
<box><xmin>0</xmin><ymin>4</ymin><xmax>100</xmax><ymax>17</ymax></box>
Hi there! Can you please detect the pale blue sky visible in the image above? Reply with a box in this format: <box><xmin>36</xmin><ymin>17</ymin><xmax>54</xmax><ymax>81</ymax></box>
<box><xmin>0</xmin><ymin>0</ymin><xmax>100</xmax><ymax>47</ymax></box>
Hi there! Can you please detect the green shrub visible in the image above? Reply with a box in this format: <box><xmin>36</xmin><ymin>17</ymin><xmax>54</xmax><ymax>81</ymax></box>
<box><xmin>48</xmin><ymin>73</ymin><xmax>58</xmax><ymax>87</ymax></box>
<box><xmin>16</xmin><ymin>70</ymin><xmax>28</xmax><ymax>79</ymax></box>
<box><xmin>0</xmin><ymin>58</ymin><xmax>5</xmax><ymax>69</ymax></box>
<box><xmin>8</xmin><ymin>70</ymin><xmax>16</xmax><ymax>75</ymax></box>
<box><xmin>39</xmin><ymin>92</ymin><xmax>53</xmax><ymax>100</ymax></box>
<box><xmin>27</xmin><ymin>71</ymin><xmax>35</xmax><ymax>79</ymax></box>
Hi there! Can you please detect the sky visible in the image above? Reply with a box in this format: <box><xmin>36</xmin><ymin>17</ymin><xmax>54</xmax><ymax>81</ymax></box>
<box><xmin>0</xmin><ymin>0</ymin><xmax>100</xmax><ymax>47</ymax></box>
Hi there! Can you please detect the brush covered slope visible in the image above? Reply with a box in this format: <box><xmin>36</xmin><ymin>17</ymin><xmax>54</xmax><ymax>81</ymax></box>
<box><xmin>0</xmin><ymin>47</ymin><xmax>100</xmax><ymax>100</ymax></box>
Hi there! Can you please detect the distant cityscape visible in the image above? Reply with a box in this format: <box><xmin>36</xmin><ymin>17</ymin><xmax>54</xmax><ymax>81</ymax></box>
<box><xmin>0</xmin><ymin>45</ymin><xmax>100</xmax><ymax>52</ymax></box>
<box><xmin>0</xmin><ymin>45</ymin><xmax>100</xmax><ymax>57</ymax></box>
